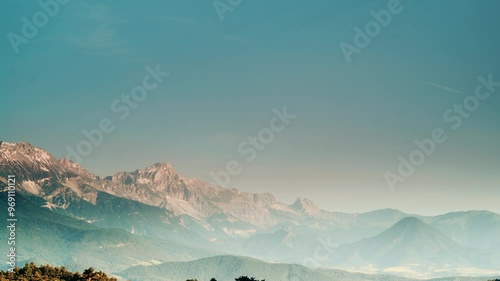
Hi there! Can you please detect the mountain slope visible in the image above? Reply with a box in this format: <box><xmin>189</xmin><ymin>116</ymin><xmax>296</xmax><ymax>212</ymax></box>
<box><xmin>99</xmin><ymin>161</ymin><xmax>350</xmax><ymax>231</ymax></box>
<box><xmin>120</xmin><ymin>255</ymin><xmax>499</xmax><ymax>281</ymax></box>
<box><xmin>328</xmin><ymin>217</ymin><xmax>500</xmax><ymax>277</ymax></box>
<box><xmin>423</xmin><ymin>211</ymin><xmax>500</xmax><ymax>250</ymax></box>
<box><xmin>0</xmin><ymin>142</ymin><xmax>206</xmax><ymax>244</ymax></box>
<box><xmin>119</xmin><ymin>255</ymin><xmax>406</xmax><ymax>281</ymax></box>
<box><xmin>0</xmin><ymin>191</ymin><xmax>216</xmax><ymax>273</ymax></box>
<box><xmin>333</xmin><ymin>217</ymin><xmax>467</xmax><ymax>266</ymax></box>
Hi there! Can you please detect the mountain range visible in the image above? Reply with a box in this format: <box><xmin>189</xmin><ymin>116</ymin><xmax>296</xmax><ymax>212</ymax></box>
<box><xmin>119</xmin><ymin>255</ymin><xmax>499</xmax><ymax>281</ymax></box>
<box><xmin>1</xmin><ymin>141</ymin><xmax>500</xmax><ymax>279</ymax></box>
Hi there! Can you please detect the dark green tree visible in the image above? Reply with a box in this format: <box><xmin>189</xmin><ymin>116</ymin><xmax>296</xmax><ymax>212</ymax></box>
<box><xmin>0</xmin><ymin>263</ymin><xmax>117</xmax><ymax>281</ymax></box>
<box><xmin>235</xmin><ymin>276</ymin><xmax>264</xmax><ymax>281</ymax></box>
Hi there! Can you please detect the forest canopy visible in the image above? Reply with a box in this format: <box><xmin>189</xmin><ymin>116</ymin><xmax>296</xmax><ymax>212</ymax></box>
<box><xmin>0</xmin><ymin>262</ymin><xmax>117</xmax><ymax>281</ymax></box>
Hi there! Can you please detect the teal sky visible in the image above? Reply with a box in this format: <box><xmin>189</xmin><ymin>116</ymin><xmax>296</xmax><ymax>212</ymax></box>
<box><xmin>1</xmin><ymin>0</ymin><xmax>499</xmax><ymax>215</ymax></box>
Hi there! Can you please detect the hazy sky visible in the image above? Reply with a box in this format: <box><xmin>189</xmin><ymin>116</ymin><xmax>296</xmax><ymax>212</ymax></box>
<box><xmin>1</xmin><ymin>0</ymin><xmax>499</xmax><ymax>215</ymax></box>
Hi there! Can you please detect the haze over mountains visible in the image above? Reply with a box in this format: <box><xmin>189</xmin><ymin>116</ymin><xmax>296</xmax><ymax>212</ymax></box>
<box><xmin>1</xmin><ymin>141</ymin><xmax>500</xmax><ymax>279</ymax></box>
<box><xmin>119</xmin><ymin>255</ymin><xmax>498</xmax><ymax>281</ymax></box>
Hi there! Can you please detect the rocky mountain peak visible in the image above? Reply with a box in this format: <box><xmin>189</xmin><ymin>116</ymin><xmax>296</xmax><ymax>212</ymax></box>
<box><xmin>0</xmin><ymin>141</ymin><xmax>74</xmax><ymax>182</ymax></box>
<box><xmin>150</xmin><ymin>162</ymin><xmax>173</xmax><ymax>170</ymax></box>
<box><xmin>142</xmin><ymin>162</ymin><xmax>177</xmax><ymax>177</ymax></box>
<box><xmin>0</xmin><ymin>141</ymin><xmax>50</xmax><ymax>162</ymax></box>
<box><xmin>292</xmin><ymin>197</ymin><xmax>320</xmax><ymax>215</ymax></box>
<box><xmin>391</xmin><ymin>216</ymin><xmax>427</xmax><ymax>231</ymax></box>
<box><xmin>59</xmin><ymin>157</ymin><xmax>84</xmax><ymax>170</ymax></box>
<box><xmin>59</xmin><ymin>157</ymin><xmax>96</xmax><ymax>181</ymax></box>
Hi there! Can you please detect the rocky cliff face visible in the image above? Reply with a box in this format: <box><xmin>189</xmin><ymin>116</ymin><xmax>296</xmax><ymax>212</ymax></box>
<box><xmin>0</xmin><ymin>142</ymin><xmax>75</xmax><ymax>188</ymax></box>
<box><xmin>0</xmin><ymin>141</ymin><xmax>339</xmax><ymax>232</ymax></box>
<box><xmin>99</xmin><ymin>161</ymin><xmax>290</xmax><ymax>228</ymax></box>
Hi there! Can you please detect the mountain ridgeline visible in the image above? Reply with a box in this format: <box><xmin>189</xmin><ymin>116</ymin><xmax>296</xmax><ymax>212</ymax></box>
<box><xmin>1</xmin><ymin>141</ymin><xmax>500</xmax><ymax>279</ymax></box>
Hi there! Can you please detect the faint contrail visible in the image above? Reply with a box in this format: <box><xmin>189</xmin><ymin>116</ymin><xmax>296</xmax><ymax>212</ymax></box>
<box><xmin>418</xmin><ymin>81</ymin><xmax>463</xmax><ymax>94</ymax></box>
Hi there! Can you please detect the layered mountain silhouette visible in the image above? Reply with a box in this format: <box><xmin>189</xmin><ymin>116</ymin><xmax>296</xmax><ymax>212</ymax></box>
<box><xmin>423</xmin><ymin>211</ymin><xmax>500</xmax><ymax>250</ymax></box>
<box><xmin>0</xmin><ymin>192</ymin><xmax>215</xmax><ymax>273</ymax></box>
<box><xmin>120</xmin><ymin>255</ymin><xmax>498</xmax><ymax>281</ymax></box>
<box><xmin>1</xmin><ymin>141</ymin><xmax>500</xmax><ymax>278</ymax></box>
<box><xmin>330</xmin><ymin>217</ymin><xmax>469</xmax><ymax>266</ymax></box>
<box><xmin>120</xmin><ymin>255</ymin><xmax>404</xmax><ymax>281</ymax></box>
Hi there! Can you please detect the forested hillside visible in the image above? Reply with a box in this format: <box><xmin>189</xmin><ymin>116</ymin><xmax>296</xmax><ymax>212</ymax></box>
<box><xmin>0</xmin><ymin>263</ymin><xmax>116</xmax><ymax>281</ymax></box>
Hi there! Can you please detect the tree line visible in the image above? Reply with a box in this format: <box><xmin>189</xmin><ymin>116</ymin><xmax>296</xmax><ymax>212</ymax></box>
<box><xmin>3</xmin><ymin>264</ymin><xmax>496</xmax><ymax>281</ymax></box>
<box><xmin>0</xmin><ymin>263</ymin><xmax>117</xmax><ymax>281</ymax></box>
<box><xmin>186</xmin><ymin>276</ymin><xmax>266</xmax><ymax>281</ymax></box>
<box><xmin>1</xmin><ymin>263</ymin><xmax>267</xmax><ymax>281</ymax></box>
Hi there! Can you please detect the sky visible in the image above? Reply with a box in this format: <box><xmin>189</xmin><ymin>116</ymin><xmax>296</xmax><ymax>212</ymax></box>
<box><xmin>1</xmin><ymin>0</ymin><xmax>500</xmax><ymax>215</ymax></box>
